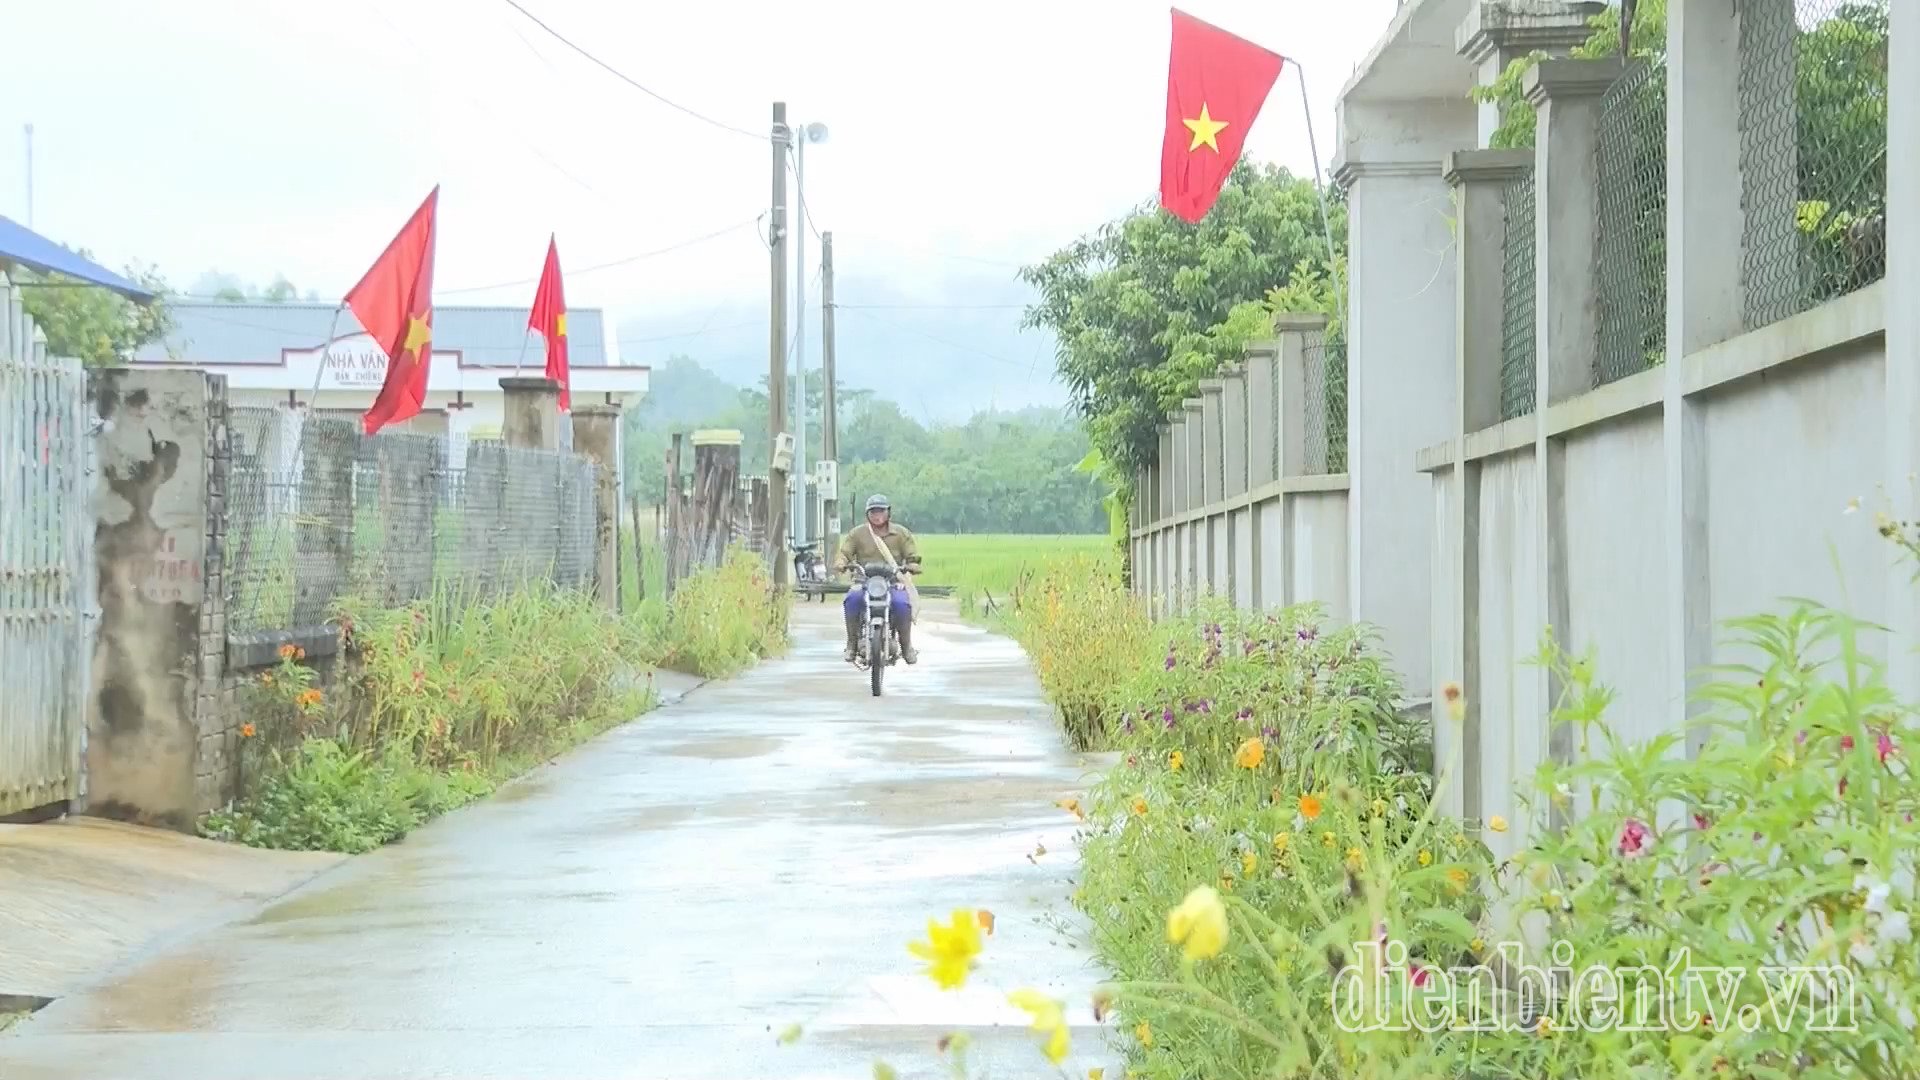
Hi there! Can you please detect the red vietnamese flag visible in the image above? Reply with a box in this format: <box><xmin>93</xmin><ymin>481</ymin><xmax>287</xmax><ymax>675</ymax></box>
<box><xmin>351</xmin><ymin>187</ymin><xmax>439</xmax><ymax>435</ymax></box>
<box><xmin>1159</xmin><ymin>9</ymin><xmax>1285</xmax><ymax>223</ymax></box>
<box><xmin>529</xmin><ymin>235</ymin><xmax>570</xmax><ymax>411</ymax></box>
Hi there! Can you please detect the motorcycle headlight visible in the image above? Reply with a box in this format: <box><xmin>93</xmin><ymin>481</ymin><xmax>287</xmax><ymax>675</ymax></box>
<box><xmin>865</xmin><ymin>577</ymin><xmax>890</xmax><ymax>600</ymax></box>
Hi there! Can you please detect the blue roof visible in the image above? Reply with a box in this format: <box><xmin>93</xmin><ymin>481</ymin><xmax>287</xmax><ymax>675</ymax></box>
<box><xmin>137</xmin><ymin>301</ymin><xmax>617</xmax><ymax>367</ymax></box>
<box><xmin>0</xmin><ymin>216</ymin><xmax>157</xmax><ymax>301</ymax></box>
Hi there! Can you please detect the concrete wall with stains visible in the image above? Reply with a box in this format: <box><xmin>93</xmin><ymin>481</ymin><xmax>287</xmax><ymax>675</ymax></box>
<box><xmin>85</xmin><ymin>369</ymin><xmax>232</xmax><ymax>830</ymax></box>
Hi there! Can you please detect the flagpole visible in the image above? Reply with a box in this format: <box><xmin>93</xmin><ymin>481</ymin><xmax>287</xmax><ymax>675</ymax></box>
<box><xmin>513</xmin><ymin>329</ymin><xmax>532</xmax><ymax>375</ymax></box>
<box><xmin>1282</xmin><ymin>57</ymin><xmax>1349</xmax><ymax>337</ymax></box>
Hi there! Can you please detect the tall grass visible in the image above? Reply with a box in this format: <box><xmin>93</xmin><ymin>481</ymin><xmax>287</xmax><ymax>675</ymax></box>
<box><xmin>204</xmin><ymin>542</ymin><xmax>788</xmax><ymax>853</ymax></box>
<box><xmin>914</xmin><ymin>533</ymin><xmax>1114</xmax><ymax>619</ymax></box>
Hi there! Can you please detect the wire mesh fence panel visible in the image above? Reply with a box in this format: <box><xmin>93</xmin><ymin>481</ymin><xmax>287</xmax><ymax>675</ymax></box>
<box><xmin>225</xmin><ymin>410</ymin><xmax>600</xmax><ymax>643</ymax></box>
<box><xmin>1594</xmin><ymin>59</ymin><xmax>1669</xmax><ymax>386</ymax></box>
<box><xmin>1500</xmin><ymin>173</ymin><xmax>1538</xmax><ymax>422</ymax></box>
<box><xmin>1739</xmin><ymin>0</ymin><xmax>1889</xmax><ymax>330</ymax></box>
<box><xmin>1300</xmin><ymin>329</ymin><xmax>1348</xmax><ymax>474</ymax></box>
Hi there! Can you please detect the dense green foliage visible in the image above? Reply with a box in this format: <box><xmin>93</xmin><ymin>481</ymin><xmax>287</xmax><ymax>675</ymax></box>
<box><xmin>1018</xmin><ymin>162</ymin><xmax>1347</xmax><ymax>477</ymax></box>
<box><xmin>16</xmin><ymin>258</ymin><xmax>175</xmax><ymax>366</ymax></box>
<box><xmin>621</xmin><ymin>355</ymin><xmax>1106</xmax><ymax>534</ymax></box>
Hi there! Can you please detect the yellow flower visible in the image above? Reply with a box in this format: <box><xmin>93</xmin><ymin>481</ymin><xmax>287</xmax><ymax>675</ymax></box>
<box><xmin>1488</xmin><ymin>815</ymin><xmax>1509</xmax><ymax>834</ymax></box>
<box><xmin>1536</xmin><ymin>1015</ymin><xmax>1554</xmax><ymax>1035</ymax></box>
<box><xmin>1056</xmin><ymin>797</ymin><xmax>1086</xmax><ymax>821</ymax></box>
<box><xmin>1135</xmin><ymin>1021</ymin><xmax>1154</xmax><ymax>1048</ymax></box>
<box><xmin>1321</xmin><ymin>831</ymin><xmax>1336</xmax><ymax>848</ymax></box>
<box><xmin>1447</xmin><ymin>868</ymin><xmax>1470</xmax><ymax>894</ymax></box>
<box><xmin>1089</xmin><ymin>1070</ymin><xmax>1104</xmax><ymax>1080</ymax></box>
<box><xmin>1371</xmin><ymin>799</ymin><xmax>1387</xmax><ymax>818</ymax></box>
<box><xmin>1417</xmin><ymin>849</ymin><xmax>1433</xmax><ymax>867</ymax></box>
<box><xmin>1169</xmin><ymin>750</ymin><xmax>1184</xmax><ymax>772</ymax></box>
<box><xmin>776</xmin><ymin>1023</ymin><xmax>803</xmax><ymax>1045</ymax></box>
<box><xmin>1241</xmin><ymin>851</ymin><xmax>1258</xmax><ymax>877</ymax></box>
<box><xmin>1131</xmin><ymin>797</ymin><xmax>1148</xmax><ymax>817</ymax></box>
<box><xmin>1165</xmin><ymin>885</ymin><xmax>1229</xmax><ymax>961</ymax></box>
<box><xmin>908</xmin><ymin>909</ymin><xmax>984</xmax><ymax>989</ymax></box>
<box><xmin>874</xmin><ymin>1063</ymin><xmax>898</xmax><ymax>1080</ymax></box>
<box><xmin>1345</xmin><ymin>846</ymin><xmax>1364</xmax><ymax>873</ymax></box>
<box><xmin>1272</xmin><ymin>831</ymin><xmax>1290</xmax><ymax>853</ymax></box>
<box><xmin>1298</xmin><ymin>793</ymin><xmax>1323</xmax><ymax>820</ymax></box>
<box><xmin>1470</xmin><ymin>936</ymin><xmax>1485</xmax><ymax>953</ymax></box>
<box><xmin>1007</xmin><ymin>990</ymin><xmax>1070</xmax><ymax>1065</ymax></box>
<box><xmin>1441</xmin><ymin>680</ymin><xmax>1465</xmax><ymax>722</ymax></box>
<box><xmin>1234</xmin><ymin>737</ymin><xmax>1265</xmax><ymax>769</ymax></box>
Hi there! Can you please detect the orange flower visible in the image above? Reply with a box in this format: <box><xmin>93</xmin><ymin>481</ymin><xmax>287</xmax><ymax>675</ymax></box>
<box><xmin>295</xmin><ymin>689</ymin><xmax>324</xmax><ymax>708</ymax></box>
<box><xmin>295</xmin><ymin>646</ymin><xmax>307</xmax><ymax>660</ymax></box>
<box><xmin>278</xmin><ymin>644</ymin><xmax>297</xmax><ymax>660</ymax></box>
<box><xmin>1132</xmin><ymin>797</ymin><xmax>1149</xmax><ymax>817</ymax></box>
<box><xmin>239</xmin><ymin>723</ymin><xmax>257</xmax><ymax>738</ymax></box>
<box><xmin>1055</xmin><ymin>797</ymin><xmax>1086</xmax><ymax>821</ymax></box>
<box><xmin>1298</xmin><ymin>793</ymin><xmax>1324</xmax><ymax>821</ymax></box>
<box><xmin>1234</xmin><ymin>737</ymin><xmax>1265</xmax><ymax>769</ymax></box>
<box><xmin>977</xmin><ymin>910</ymin><xmax>995</xmax><ymax>935</ymax></box>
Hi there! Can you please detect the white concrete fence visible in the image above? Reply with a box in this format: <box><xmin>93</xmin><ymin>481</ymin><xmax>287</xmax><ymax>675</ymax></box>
<box><xmin>1128</xmin><ymin>0</ymin><xmax>1904</xmax><ymax>854</ymax></box>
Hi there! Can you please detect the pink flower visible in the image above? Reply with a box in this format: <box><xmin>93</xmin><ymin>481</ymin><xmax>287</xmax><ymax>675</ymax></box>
<box><xmin>1877</xmin><ymin>730</ymin><xmax>1897</xmax><ymax>763</ymax></box>
<box><xmin>1692</xmin><ymin>813</ymin><xmax>1711</xmax><ymax>832</ymax></box>
<box><xmin>1410</xmin><ymin>964</ymin><xmax>1432</xmax><ymax>988</ymax></box>
<box><xmin>1617</xmin><ymin>818</ymin><xmax>1651</xmax><ymax>858</ymax></box>
<box><xmin>1842</xmin><ymin>734</ymin><xmax>1857</xmax><ymax>752</ymax></box>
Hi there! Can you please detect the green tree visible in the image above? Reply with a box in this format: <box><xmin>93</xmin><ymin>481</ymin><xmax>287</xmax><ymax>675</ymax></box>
<box><xmin>16</xmin><ymin>257</ymin><xmax>174</xmax><ymax>366</ymax></box>
<box><xmin>1019</xmin><ymin>161</ymin><xmax>1346</xmax><ymax>476</ymax></box>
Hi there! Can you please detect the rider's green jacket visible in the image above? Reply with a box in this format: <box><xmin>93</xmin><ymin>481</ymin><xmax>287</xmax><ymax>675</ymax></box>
<box><xmin>836</xmin><ymin>523</ymin><xmax>922</xmax><ymax>574</ymax></box>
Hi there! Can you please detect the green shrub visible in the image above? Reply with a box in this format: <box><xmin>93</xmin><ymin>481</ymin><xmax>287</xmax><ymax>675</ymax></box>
<box><xmin>655</xmin><ymin>545</ymin><xmax>790</xmax><ymax>678</ymax></box>
<box><xmin>1003</xmin><ymin>554</ymin><xmax>1155</xmax><ymax>750</ymax></box>
<box><xmin>202</xmin><ymin>739</ymin><xmax>490</xmax><ymax>854</ymax></box>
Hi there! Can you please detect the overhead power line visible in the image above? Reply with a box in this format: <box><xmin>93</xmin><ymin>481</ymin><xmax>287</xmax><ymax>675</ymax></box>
<box><xmin>500</xmin><ymin>0</ymin><xmax>766</xmax><ymax>142</ymax></box>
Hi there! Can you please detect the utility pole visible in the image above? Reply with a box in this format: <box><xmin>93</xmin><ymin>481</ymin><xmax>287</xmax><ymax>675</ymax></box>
<box><xmin>821</xmin><ymin>231</ymin><xmax>839</xmax><ymax>555</ymax></box>
<box><xmin>792</xmin><ymin>132</ymin><xmax>809</xmax><ymax>549</ymax></box>
<box><xmin>768</xmin><ymin>103</ymin><xmax>790</xmax><ymax>587</ymax></box>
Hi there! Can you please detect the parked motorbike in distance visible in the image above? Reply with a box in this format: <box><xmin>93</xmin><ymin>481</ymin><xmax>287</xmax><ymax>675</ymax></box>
<box><xmin>791</xmin><ymin>539</ymin><xmax>829</xmax><ymax>600</ymax></box>
<box><xmin>854</xmin><ymin>561</ymin><xmax>904</xmax><ymax>696</ymax></box>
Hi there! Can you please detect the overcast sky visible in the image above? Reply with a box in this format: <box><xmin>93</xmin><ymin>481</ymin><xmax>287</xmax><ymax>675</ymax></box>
<box><xmin>4</xmin><ymin>0</ymin><xmax>1396</xmax><ymax>414</ymax></box>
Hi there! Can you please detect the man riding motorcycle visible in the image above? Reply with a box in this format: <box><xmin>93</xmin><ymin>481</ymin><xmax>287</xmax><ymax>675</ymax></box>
<box><xmin>836</xmin><ymin>494</ymin><xmax>921</xmax><ymax>665</ymax></box>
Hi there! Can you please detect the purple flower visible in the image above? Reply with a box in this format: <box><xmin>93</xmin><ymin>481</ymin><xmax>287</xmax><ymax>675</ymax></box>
<box><xmin>1198</xmin><ymin>699</ymin><xmax>1213</xmax><ymax>714</ymax></box>
<box><xmin>1235</xmin><ymin>707</ymin><xmax>1254</xmax><ymax>721</ymax></box>
<box><xmin>1164</xmin><ymin>653</ymin><xmax>1177</xmax><ymax>671</ymax></box>
<box><xmin>1124</xmin><ymin>717</ymin><xmax>1136</xmax><ymax>734</ymax></box>
<box><xmin>1163</xmin><ymin>708</ymin><xmax>1176</xmax><ymax>730</ymax></box>
<box><xmin>1262</xmin><ymin>726</ymin><xmax>1278</xmax><ymax>740</ymax></box>
<box><xmin>1297</xmin><ymin>627</ymin><xmax>1317</xmax><ymax>642</ymax></box>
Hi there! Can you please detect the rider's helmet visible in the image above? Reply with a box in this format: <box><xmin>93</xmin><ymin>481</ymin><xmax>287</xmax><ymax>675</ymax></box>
<box><xmin>865</xmin><ymin>494</ymin><xmax>890</xmax><ymax>515</ymax></box>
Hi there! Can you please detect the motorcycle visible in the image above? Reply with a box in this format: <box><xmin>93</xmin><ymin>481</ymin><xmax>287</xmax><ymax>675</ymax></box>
<box><xmin>792</xmin><ymin>540</ymin><xmax>829</xmax><ymax>600</ymax></box>
<box><xmin>854</xmin><ymin>561</ymin><xmax>906</xmax><ymax>696</ymax></box>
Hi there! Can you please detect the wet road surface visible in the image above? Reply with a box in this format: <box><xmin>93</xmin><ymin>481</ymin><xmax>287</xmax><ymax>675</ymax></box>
<box><xmin>0</xmin><ymin>604</ymin><xmax>1122</xmax><ymax>1078</ymax></box>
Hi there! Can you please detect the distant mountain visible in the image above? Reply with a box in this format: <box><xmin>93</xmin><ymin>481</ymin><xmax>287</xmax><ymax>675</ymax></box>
<box><xmin>614</xmin><ymin>265</ymin><xmax>1064</xmax><ymax>424</ymax></box>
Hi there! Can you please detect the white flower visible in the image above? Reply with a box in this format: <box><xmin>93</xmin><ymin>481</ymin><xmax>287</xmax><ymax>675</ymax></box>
<box><xmin>1867</xmin><ymin>883</ymin><xmax>1894</xmax><ymax>915</ymax></box>
<box><xmin>1849</xmin><ymin>936</ymin><xmax>1880</xmax><ymax>968</ymax></box>
<box><xmin>1879</xmin><ymin>910</ymin><xmax>1913</xmax><ymax>948</ymax></box>
<box><xmin>1900</xmin><ymin>1004</ymin><xmax>1917</xmax><ymax>1030</ymax></box>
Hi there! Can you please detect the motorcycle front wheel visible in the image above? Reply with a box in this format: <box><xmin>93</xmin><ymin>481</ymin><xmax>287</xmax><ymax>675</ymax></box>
<box><xmin>868</xmin><ymin>619</ymin><xmax>886</xmax><ymax>697</ymax></box>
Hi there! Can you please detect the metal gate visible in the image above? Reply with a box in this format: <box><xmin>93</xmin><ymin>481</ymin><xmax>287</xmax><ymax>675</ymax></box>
<box><xmin>0</xmin><ymin>277</ymin><xmax>95</xmax><ymax>817</ymax></box>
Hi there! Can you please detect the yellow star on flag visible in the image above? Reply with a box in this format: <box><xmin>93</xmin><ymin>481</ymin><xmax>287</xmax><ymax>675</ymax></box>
<box><xmin>1183</xmin><ymin>103</ymin><xmax>1229</xmax><ymax>153</ymax></box>
<box><xmin>402</xmin><ymin>314</ymin><xmax>432</xmax><ymax>357</ymax></box>
<box><xmin>555</xmin><ymin>312</ymin><xmax>567</xmax><ymax>338</ymax></box>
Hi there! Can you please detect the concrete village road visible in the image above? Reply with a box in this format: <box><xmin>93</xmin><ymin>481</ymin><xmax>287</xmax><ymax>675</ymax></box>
<box><xmin>0</xmin><ymin>603</ymin><xmax>1124</xmax><ymax>1079</ymax></box>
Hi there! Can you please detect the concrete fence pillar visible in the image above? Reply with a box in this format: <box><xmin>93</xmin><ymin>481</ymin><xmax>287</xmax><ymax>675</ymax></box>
<box><xmin>1199</xmin><ymin>380</ymin><xmax>1225</xmax><ymax>596</ymax></box>
<box><xmin>570</xmin><ymin>404</ymin><xmax>623</xmax><ymax>610</ymax></box>
<box><xmin>86</xmin><ymin>369</ymin><xmax>233</xmax><ymax>830</ymax></box>
<box><xmin>1222</xmin><ymin>364</ymin><xmax>1251</xmax><ymax>607</ymax></box>
<box><xmin>1526</xmin><ymin>57</ymin><xmax>1623</xmax><ymax>789</ymax></box>
<box><xmin>1457</xmin><ymin>0</ymin><xmax>1610</xmax><ymax>147</ymax></box>
<box><xmin>1440</xmin><ymin>148</ymin><xmax>1533</xmax><ymax>821</ymax></box>
<box><xmin>1183</xmin><ymin>399</ymin><xmax>1205</xmax><ymax>603</ymax></box>
<box><xmin>1887</xmin><ymin>0</ymin><xmax>1920</xmax><ymax>701</ymax></box>
<box><xmin>498</xmin><ymin>376</ymin><xmax>564</xmax><ymax>452</ymax></box>
<box><xmin>1273</xmin><ymin>313</ymin><xmax>1327</xmax><ymax>479</ymax></box>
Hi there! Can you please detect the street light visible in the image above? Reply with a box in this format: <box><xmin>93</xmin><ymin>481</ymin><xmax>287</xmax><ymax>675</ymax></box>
<box><xmin>792</xmin><ymin>120</ymin><xmax>828</xmax><ymax>550</ymax></box>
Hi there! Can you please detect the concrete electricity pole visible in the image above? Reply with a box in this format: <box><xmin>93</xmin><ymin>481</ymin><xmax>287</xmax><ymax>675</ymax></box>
<box><xmin>820</xmin><ymin>230</ymin><xmax>839</xmax><ymax>555</ymax></box>
<box><xmin>768</xmin><ymin>103</ymin><xmax>790</xmax><ymax>587</ymax></box>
